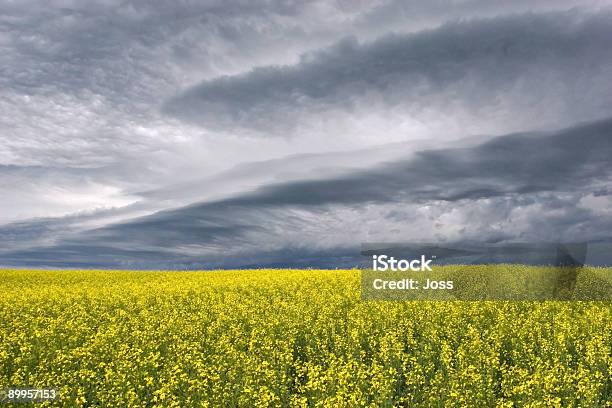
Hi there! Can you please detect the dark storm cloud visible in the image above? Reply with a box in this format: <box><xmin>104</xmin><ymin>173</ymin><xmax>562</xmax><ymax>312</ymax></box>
<box><xmin>3</xmin><ymin>117</ymin><xmax>611</xmax><ymax>268</ymax></box>
<box><xmin>0</xmin><ymin>0</ymin><xmax>308</xmax><ymax>96</ymax></box>
<box><xmin>0</xmin><ymin>244</ymin><xmax>360</xmax><ymax>270</ymax></box>
<box><xmin>3</xmin><ymin>1</ymin><xmax>599</xmax><ymax>100</ymax></box>
<box><xmin>2</xmin><ymin>2</ymin><xmax>612</xmax><ymax>269</ymax></box>
<box><xmin>2</xmin><ymin>2</ymin><xmax>610</xmax><ymax>224</ymax></box>
<box><xmin>189</xmin><ymin>117</ymin><xmax>612</xmax><ymax>207</ymax></box>
<box><xmin>164</xmin><ymin>10</ymin><xmax>612</xmax><ymax>134</ymax></box>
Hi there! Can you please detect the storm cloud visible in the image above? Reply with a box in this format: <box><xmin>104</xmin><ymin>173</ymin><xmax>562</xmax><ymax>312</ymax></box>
<box><xmin>3</xmin><ymin>117</ymin><xmax>612</xmax><ymax>268</ymax></box>
<box><xmin>1</xmin><ymin>1</ymin><xmax>612</xmax><ymax>268</ymax></box>
<box><xmin>164</xmin><ymin>10</ymin><xmax>612</xmax><ymax>136</ymax></box>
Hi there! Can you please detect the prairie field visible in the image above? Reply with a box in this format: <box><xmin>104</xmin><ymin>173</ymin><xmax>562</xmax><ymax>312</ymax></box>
<box><xmin>0</xmin><ymin>268</ymin><xmax>611</xmax><ymax>407</ymax></box>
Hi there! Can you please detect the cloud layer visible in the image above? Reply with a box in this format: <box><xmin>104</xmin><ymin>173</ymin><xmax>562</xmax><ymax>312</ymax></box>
<box><xmin>2</xmin><ymin>2</ymin><xmax>612</xmax><ymax>268</ymax></box>
<box><xmin>3</xmin><ymin>118</ymin><xmax>612</xmax><ymax>268</ymax></box>
<box><xmin>165</xmin><ymin>10</ymin><xmax>612</xmax><ymax>137</ymax></box>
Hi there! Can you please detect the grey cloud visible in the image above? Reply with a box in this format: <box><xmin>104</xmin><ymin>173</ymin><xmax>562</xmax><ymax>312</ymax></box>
<box><xmin>1</xmin><ymin>0</ymin><xmax>351</xmax><ymax>172</ymax></box>
<box><xmin>202</xmin><ymin>117</ymin><xmax>612</xmax><ymax>207</ymax></box>
<box><xmin>164</xmin><ymin>10</ymin><xmax>612</xmax><ymax>135</ymax></box>
<box><xmin>0</xmin><ymin>243</ymin><xmax>360</xmax><ymax>270</ymax></box>
<box><xmin>0</xmin><ymin>162</ymin><xmax>155</xmax><ymax>223</ymax></box>
<box><xmin>0</xmin><ymin>0</ymin><xmax>394</xmax><ymax>103</ymax></box>
<box><xmin>3</xmin><ymin>2</ymin><xmax>612</xmax><ymax>269</ymax></box>
<box><xmin>3</xmin><ymin>117</ymin><xmax>611</xmax><ymax>268</ymax></box>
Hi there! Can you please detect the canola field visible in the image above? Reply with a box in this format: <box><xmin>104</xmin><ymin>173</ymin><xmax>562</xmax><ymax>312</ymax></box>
<box><xmin>0</xmin><ymin>268</ymin><xmax>611</xmax><ymax>407</ymax></box>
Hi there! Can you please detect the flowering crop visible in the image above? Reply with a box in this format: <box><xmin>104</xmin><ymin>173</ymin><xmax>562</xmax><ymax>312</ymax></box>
<box><xmin>0</xmin><ymin>268</ymin><xmax>611</xmax><ymax>407</ymax></box>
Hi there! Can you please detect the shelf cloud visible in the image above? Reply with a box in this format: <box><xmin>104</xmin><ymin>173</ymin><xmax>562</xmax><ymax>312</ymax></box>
<box><xmin>3</xmin><ymin>118</ymin><xmax>612</xmax><ymax>268</ymax></box>
<box><xmin>164</xmin><ymin>11</ymin><xmax>612</xmax><ymax>136</ymax></box>
<box><xmin>1</xmin><ymin>1</ymin><xmax>612</xmax><ymax>268</ymax></box>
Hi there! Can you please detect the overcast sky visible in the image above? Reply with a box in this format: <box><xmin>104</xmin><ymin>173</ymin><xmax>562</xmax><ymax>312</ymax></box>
<box><xmin>1</xmin><ymin>0</ymin><xmax>612</xmax><ymax>268</ymax></box>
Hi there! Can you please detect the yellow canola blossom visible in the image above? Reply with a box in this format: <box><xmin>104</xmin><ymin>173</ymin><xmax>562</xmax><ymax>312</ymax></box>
<box><xmin>0</xmin><ymin>268</ymin><xmax>611</xmax><ymax>407</ymax></box>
